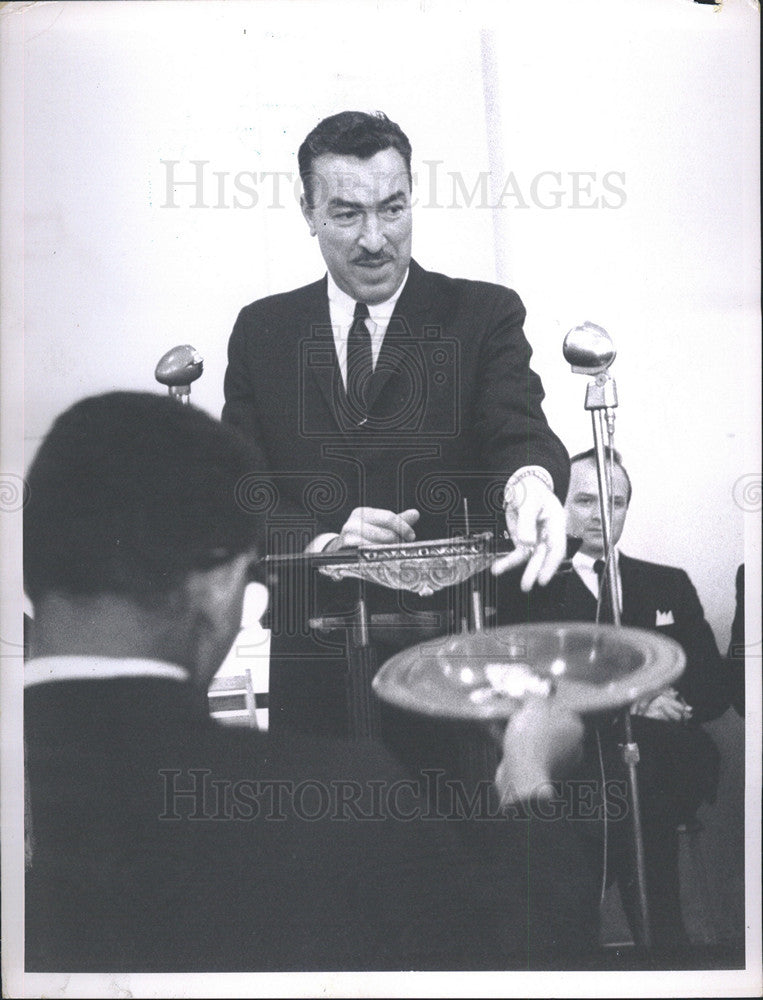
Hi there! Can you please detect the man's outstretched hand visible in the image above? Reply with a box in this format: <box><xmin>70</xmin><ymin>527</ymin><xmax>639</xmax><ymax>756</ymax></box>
<box><xmin>491</xmin><ymin>474</ymin><xmax>567</xmax><ymax>591</ymax></box>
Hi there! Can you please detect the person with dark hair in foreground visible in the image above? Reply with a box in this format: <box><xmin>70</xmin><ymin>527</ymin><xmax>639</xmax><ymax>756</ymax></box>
<box><xmin>498</xmin><ymin>447</ymin><xmax>730</xmax><ymax>955</ymax></box>
<box><xmin>24</xmin><ymin>391</ymin><xmax>595</xmax><ymax>973</ymax></box>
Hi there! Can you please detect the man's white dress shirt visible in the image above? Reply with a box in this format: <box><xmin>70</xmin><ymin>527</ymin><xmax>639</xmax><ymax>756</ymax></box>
<box><xmin>572</xmin><ymin>548</ymin><xmax>623</xmax><ymax>616</ymax></box>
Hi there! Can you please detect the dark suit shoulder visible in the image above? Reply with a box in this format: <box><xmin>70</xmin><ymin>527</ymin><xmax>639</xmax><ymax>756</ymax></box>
<box><xmin>410</xmin><ymin>259</ymin><xmax>525</xmax><ymax>317</ymax></box>
<box><xmin>619</xmin><ymin>553</ymin><xmax>692</xmax><ymax>584</ymax></box>
<box><xmin>234</xmin><ymin>262</ymin><xmax>524</xmax><ymax>330</ymax></box>
<box><xmin>421</xmin><ymin>264</ymin><xmax>521</xmax><ymax>297</ymax></box>
<box><xmin>235</xmin><ymin>276</ymin><xmax>326</xmax><ymax>324</ymax></box>
<box><xmin>619</xmin><ymin>553</ymin><xmax>703</xmax><ymax>621</ymax></box>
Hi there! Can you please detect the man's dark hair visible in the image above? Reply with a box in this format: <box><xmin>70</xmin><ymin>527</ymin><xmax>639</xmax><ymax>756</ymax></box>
<box><xmin>24</xmin><ymin>392</ymin><xmax>264</xmax><ymax>604</ymax></box>
<box><xmin>298</xmin><ymin>110</ymin><xmax>412</xmax><ymax>208</ymax></box>
<box><xmin>569</xmin><ymin>446</ymin><xmax>633</xmax><ymax>504</ymax></box>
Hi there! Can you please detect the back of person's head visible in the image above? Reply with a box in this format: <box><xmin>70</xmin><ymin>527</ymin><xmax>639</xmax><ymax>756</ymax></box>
<box><xmin>569</xmin><ymin>446</ymin><xmax>633</xmax><ymax>504</ymax></box>
<box><xmin>24</xmin><ymin>392</ymin><xmax>263</xmax><ymax>605</ymax></box>
<box><xmin>298</xmin><ymin>110</ymin><xmax>412</xmax><ymax>207</ymax></box>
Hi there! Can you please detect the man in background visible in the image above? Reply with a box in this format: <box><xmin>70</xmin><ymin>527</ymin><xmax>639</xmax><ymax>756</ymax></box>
<box><xmin>23</xmin><ymin>391</ymin><xmax>595</xmax><ymax>972</ymax></box>
<box><xmin>222</xmin><ymin>109</ymin><xmax>570</xmax><ymax>740</ymax></box>
<box><xmin>499</xmin><ymin>447</ymin><xmax>729</xmax><ymax>952</ymax></box>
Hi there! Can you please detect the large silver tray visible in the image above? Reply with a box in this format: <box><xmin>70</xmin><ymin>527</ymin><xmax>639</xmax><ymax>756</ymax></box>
<box><xmin>372</xmin><ymin>622</ymin><xmax>686</xmax><ymax>719</ymax></box>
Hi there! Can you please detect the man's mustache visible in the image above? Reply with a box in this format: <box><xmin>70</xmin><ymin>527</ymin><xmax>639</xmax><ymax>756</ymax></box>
<box><xmin>352</xmin><ymin>252</ymin><xmax>394</xmax><ymax>265</ymax></box>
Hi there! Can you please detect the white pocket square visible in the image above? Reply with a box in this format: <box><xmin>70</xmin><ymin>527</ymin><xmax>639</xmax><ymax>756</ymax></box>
<box><xmin>655</xmin><ymin>610</ymin><xmax>675</xmax><ymax>626</ymax></box>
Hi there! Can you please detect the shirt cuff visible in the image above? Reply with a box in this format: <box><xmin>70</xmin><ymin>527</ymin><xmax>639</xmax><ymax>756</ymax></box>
<box><xmin>503</xmin><ymin>466</ymin><xmax>554</xmax><ymax>506</ymax></box>
<box><xmin>305</xmin><ymin>533</ymin><xmax>340</xmax><ymax>554</ymax></box>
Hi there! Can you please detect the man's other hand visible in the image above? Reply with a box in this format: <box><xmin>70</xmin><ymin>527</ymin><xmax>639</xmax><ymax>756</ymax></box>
<box><xmin>327</xmin><ymin>507</ymin><xmax>420</xmax><ymax>550</ymax></box>
<box><xmin>492</xmin><ymin>475</ymin><xmax>567</xmax><ymax>591</ymax></box>
<box><xmin>631</xmin><ymin>687</ymin><xmax>693</xmax><ymax>723</ymax></box>
<box><xmin>494</xmin><ymin>696</ymin><xmax>584</xmax><ymax>806</ymax></box>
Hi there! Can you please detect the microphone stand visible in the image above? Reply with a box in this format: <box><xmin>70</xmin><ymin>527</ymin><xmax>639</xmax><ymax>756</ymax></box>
<box><xmin>155</xmin><ymin>345</ymin><xmax>204</xmax><ymax>402</ymax></box>
<box><xmin>563</xmin><ymin>322</ymin><xmax>651</xmax><ymax>951</ymax></box>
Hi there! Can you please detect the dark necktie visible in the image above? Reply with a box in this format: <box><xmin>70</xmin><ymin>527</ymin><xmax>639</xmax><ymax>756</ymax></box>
<box><xmin>593</xmin><ymin>558</ymin><xmax>615</xmax><ymax>623</ymax></box>
<box><xmin>346</xmin><ymin>301</ymin><xmax>373</xmax><ymax>418</ymax></box>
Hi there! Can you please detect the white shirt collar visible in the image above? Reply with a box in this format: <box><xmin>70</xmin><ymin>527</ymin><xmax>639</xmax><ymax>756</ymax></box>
<box><xmin>572</xmin><ymin>548</ymin><xmax>620</xmax><ymax>572</ymax></box>
<box><xmin>326</xmin><ymin>268</ymin><xmax>409</xmax><ymax>322</ymax></box>
<box><xmin>572</xmin><ymin>548</ymin><xmax>621</xmax><ymax>606</ymax></box>
<box><xmin>326</xmin><ymin>269</ymin><xmax>409</xmax><ymax>383</ymax></box>
<box><xmin>24</xmin><ymin>655</ymin><xmax>189</xmax><ymax>688</ymax></box>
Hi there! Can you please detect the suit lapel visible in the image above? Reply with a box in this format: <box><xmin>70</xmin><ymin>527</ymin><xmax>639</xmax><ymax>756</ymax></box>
<box><xmin>518</xmin><ymin>569</ymin><xmax>597</xmax><ymax>624</ymax></box>
<box><xmin>304</xmin><ymin>261</ymin><xmax>437</xmax><ymax>431</ymax></box>
<box><xmin>301</xmin><ymin>277</ymin><xmax>343</xmax><ymax>425</ymax></box>
<box><xmin>618</xmin><ymin>554</ymin><xmax>645</xmax><ymax>627</ymax></box>
<box><xmin>561</xmin><ymin>569</ymin><xmax>599</xmax><ymax>622</ymax></box>
<box><xmin>365</xmin><ymin>260</ymin><xmax>434</xmax><ymax>413</ymax></box>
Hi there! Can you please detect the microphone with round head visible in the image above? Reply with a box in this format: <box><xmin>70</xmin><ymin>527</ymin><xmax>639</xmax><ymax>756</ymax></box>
<box><xmin>155</xmin><ymin>345</ymin><xmax>204</xmax><ymax>403</ymax></box>
<box><xmin>562</xmin><ymin>321</ymin><xmax>616</xmax><ymax>375</ymax></box>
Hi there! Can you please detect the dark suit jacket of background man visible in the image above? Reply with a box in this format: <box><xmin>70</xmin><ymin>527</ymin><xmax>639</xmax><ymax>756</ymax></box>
<box><xmin>501</xmin><ymin>553</ymin><xmax>728</xmax><ymax>728</ymax></box>
<box><xmin>223</xmin><ymin>259</ymin><xmax>570</xmax><ymax>738</ymax></box>
<box><xmin>497</xmin><ymin>552</ymin><xmax>729</xmax><ymax>942</ymax></box>
<box><xmin>25</xmin><ymin>670</ymin><xmax>552</xmax><ymax>972</ymax></box>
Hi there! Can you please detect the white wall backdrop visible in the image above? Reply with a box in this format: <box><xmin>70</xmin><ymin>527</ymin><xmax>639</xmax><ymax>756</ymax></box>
<box><xmin>481</xmin><ymin>1</ymin><xmax>760</xmax><ymax>645</ymax></box>
<box><xmin>19</xmin><ymin>0</ymin><xmax>497</xmax><ymax>439</ymax></box>
<box><xmin>1</xmin><ymin>0</ymin><xmax>760</xmax><ymax>994</ymax></box>
<box><xmin>11</xmin><ymin>0</ymin><xmax>759</xmax><ymax>646</ymax></box>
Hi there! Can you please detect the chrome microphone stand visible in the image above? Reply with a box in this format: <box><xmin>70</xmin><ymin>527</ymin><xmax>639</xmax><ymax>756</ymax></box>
<box><xmin>563</xmin><ymin>321</ymin><xmax>652</xmax><ymax>950</ymax></box>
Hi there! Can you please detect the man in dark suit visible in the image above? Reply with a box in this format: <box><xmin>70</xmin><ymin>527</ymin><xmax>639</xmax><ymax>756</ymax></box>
<box><xmin>222</xmin><ymin>109</ymin><xmax>570</xmax><ymax>740</ymax></box>
<box><xmin>498</xmin><ymin>447</ymin><xmax>729</xmax><ymax>953</ymax></box>
<box><xmin>23</xmin><ymin>391</ymin><xmax>596</xmax><ymax>972</ymax></box>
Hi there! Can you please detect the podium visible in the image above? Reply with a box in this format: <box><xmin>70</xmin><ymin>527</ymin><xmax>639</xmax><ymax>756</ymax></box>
<box><xmin>263</xmin><ymin>533</ymin><xmax>497</xmax><ymax>740</ymax></box>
